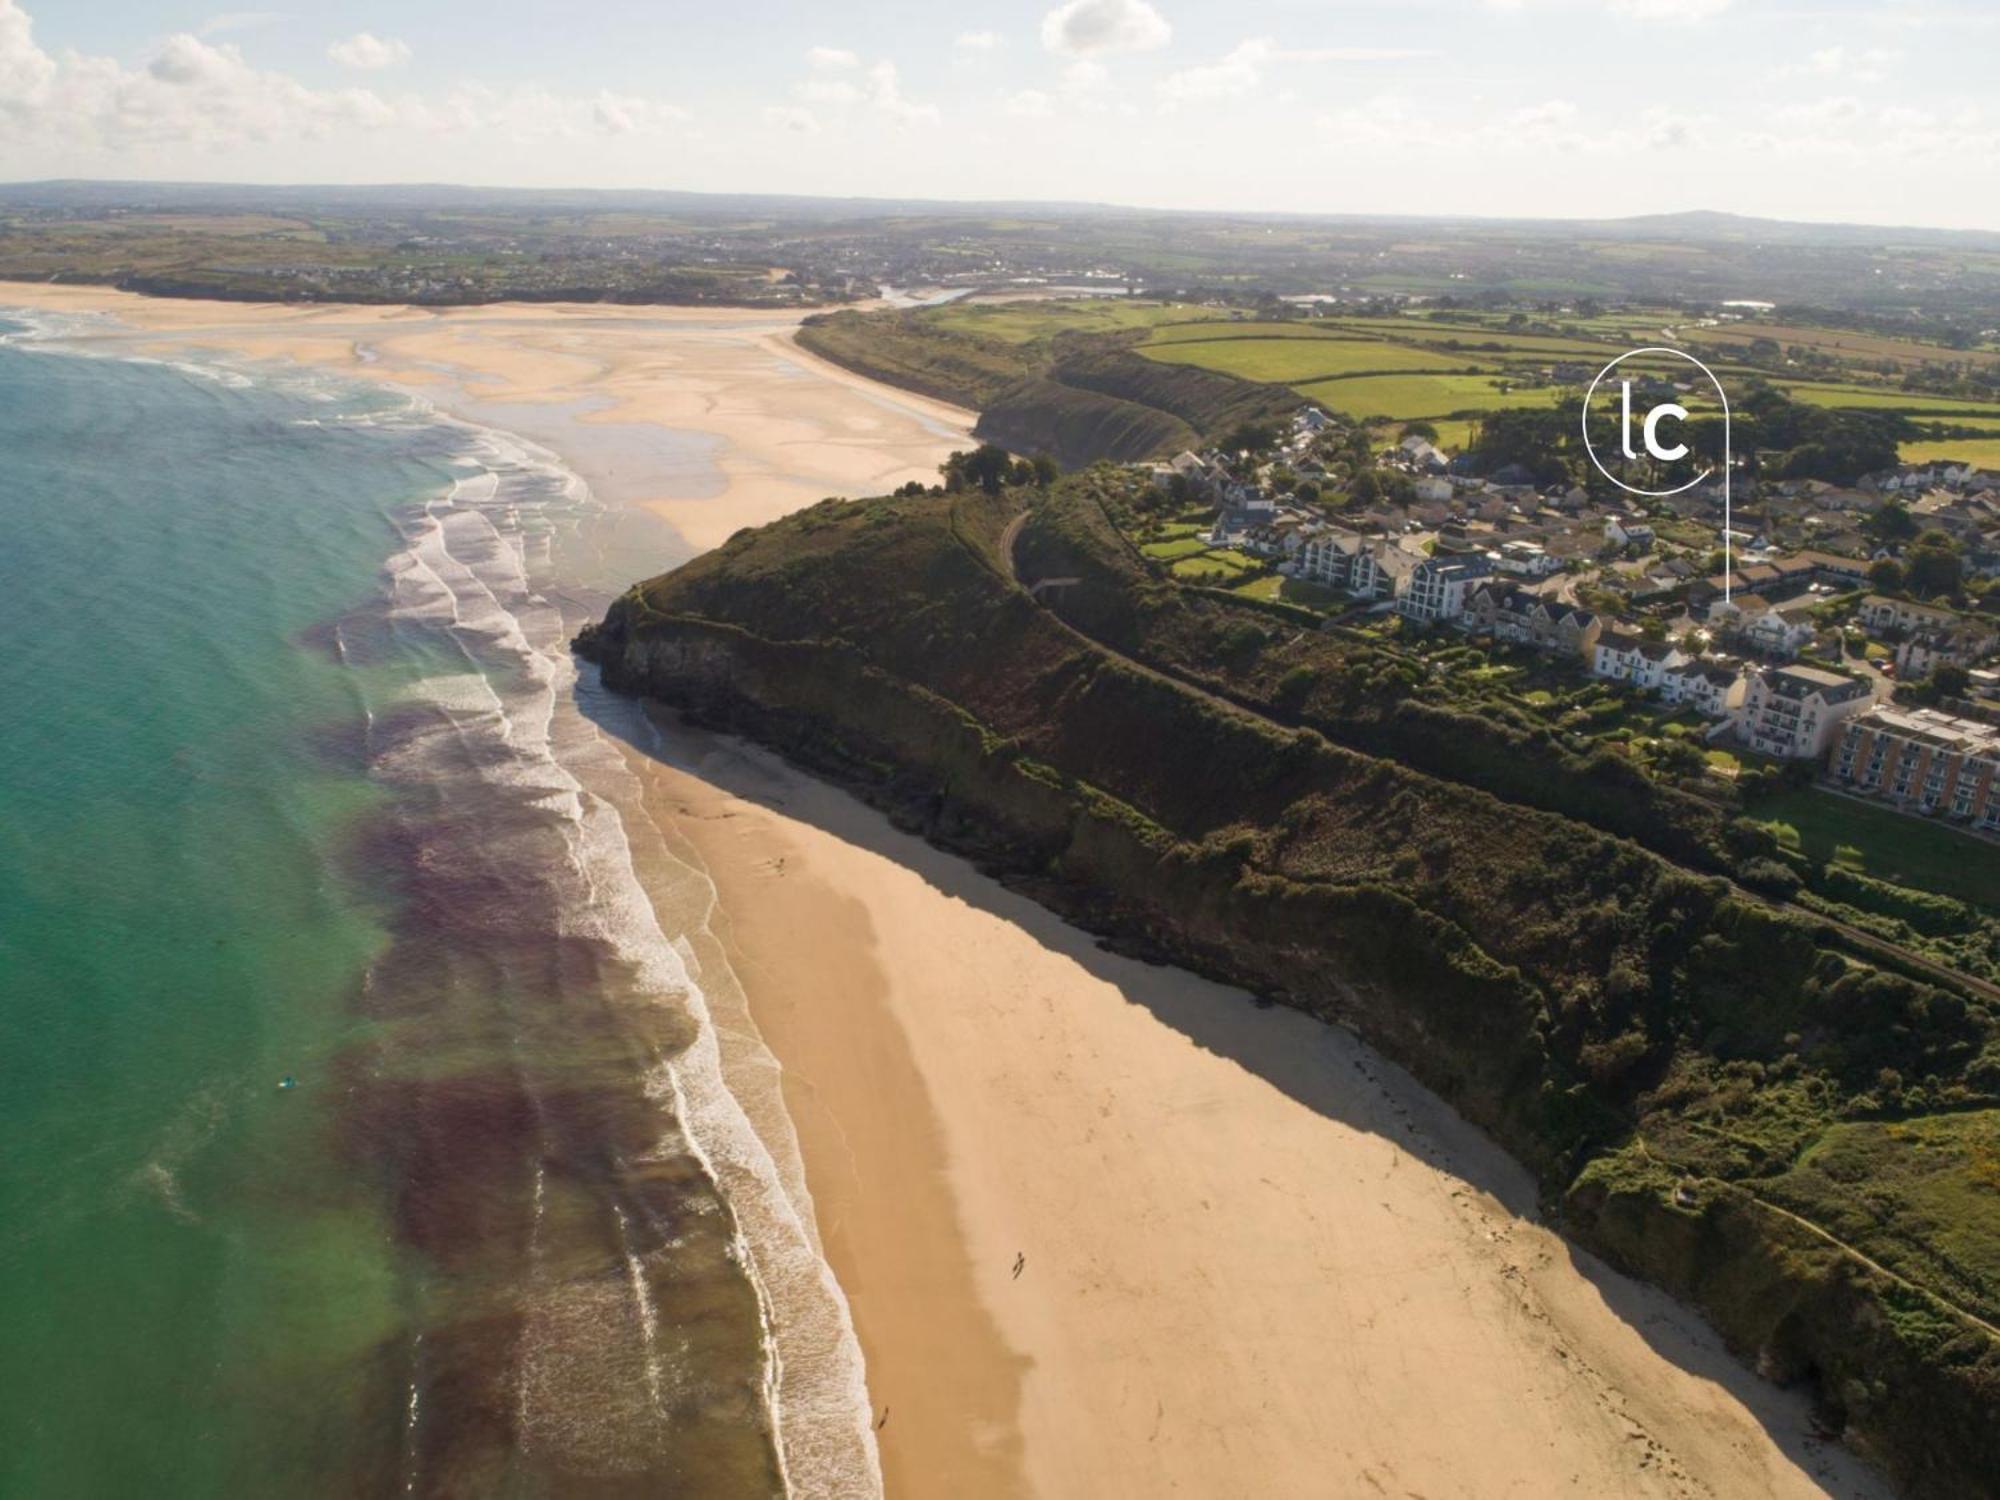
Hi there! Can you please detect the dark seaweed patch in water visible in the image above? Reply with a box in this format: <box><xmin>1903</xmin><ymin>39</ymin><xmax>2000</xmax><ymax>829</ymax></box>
<box><xmin>324</xmin><ymin>751</ymin><xmax>778</xmax><ymax>1496</ymax></box>
<box><xmin>294</xmin><ymin>604</ymin><xmax>410</xmax><ymax>670</ymax></box>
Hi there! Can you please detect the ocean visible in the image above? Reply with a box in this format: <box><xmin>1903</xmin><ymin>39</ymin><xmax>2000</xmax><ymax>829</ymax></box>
<box><xmin>0</xmin><ymin>315</ymin><xmax>874</xmax><ymax>1497</ymax></box>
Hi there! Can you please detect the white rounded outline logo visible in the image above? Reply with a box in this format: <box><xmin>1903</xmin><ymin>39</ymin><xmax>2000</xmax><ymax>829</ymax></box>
<box><xmin>1581</xmin><ymin>347</ymin><xmax>1731</xmax><ymax>500</ymax></box>
<box><xmin>1581</xmin><ymin>345</ymin><xmax>1735</xmax><ymax>602</ymax></box>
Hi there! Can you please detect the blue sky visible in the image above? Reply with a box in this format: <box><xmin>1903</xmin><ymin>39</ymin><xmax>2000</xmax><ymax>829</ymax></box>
<box><xmin>4</xmin><ymin>0</ymin><xmax>1998</xmax><ymax>228</ymax></box>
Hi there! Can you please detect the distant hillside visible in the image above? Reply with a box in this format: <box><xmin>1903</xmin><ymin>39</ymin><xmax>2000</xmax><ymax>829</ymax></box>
<box><xmin>581</xmin><ymin>473</ymin><xmax>2000</xmax><ymax>1500</ymax></box>
<box><xmin>796</xmin><ymin>310</ymin><xmax>1299</xmax><ymax>466</ymax></box>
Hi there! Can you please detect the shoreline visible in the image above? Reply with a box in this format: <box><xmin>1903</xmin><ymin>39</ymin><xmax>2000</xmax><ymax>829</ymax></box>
<box><xmin>0</xmin><ymin>282</ymin><xmax>976</xmax><ymax>559</ymax></box>
<box><xmin>0</xmin><ymin>280</ymin><xmax>1889</xmax><ymax>1497</ymax></box>
<box><xmin>616</xmin><ymin>718</ymin><xmax>1889</xmax><ymax>1500</ymax></box>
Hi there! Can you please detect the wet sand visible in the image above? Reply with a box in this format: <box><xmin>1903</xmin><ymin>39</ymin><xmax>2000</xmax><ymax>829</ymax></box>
<box><xmin>0</xmin><ymin>281</ymin><xmax>1889</xmax><ymax>1498</ymax></box>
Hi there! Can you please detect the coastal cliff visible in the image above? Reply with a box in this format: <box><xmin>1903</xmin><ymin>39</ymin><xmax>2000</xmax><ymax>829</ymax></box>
<box><xmin>578</xmin><ymin>475</ymin><xmax>2000</xmax><ymax>1498</ymax></box>
<box><xmin>796</xmin><ymin>310</ymin><xmax>1299</xmax><ymax>468</ymax></box>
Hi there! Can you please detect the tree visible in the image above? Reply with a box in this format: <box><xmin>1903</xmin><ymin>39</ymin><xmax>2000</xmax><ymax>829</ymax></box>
<box><xmin>1904</xmin><ymin>531</ymin><xmax>1962</xmax><ymax>597</ymax></box>
<box><xmin>1863</xmin><ymin>502</ymin><xmax>1918</xmax><ymax>546</ymax></box>
<box><xmin>1402</xmin><ymin>420</ymin><xmax>1439</xmax><ymax>442</ymax></box>
<box><xmin>1928</xmin><ymin>663</ymin><xmax>1971</xmax><ymax>700</ymax></box>
<box><xmin>1030</xmin><ymin>453</ymin><xmax>1061</xmax><ymax>486</ymax></box>
<box><xmin>956</xmin><ymin>444</ymin><xmax>1013</xmax><ymax>495</ymax></box>
<box><xmin>1867</xmin><ymin>557</ymin><xmax>1905</xmax><ymax>592</ymax></box>
<box><xmin>1221</xmin><ymin>421</ymin><xmax>1279</xmax><ymax>456</ymax></box>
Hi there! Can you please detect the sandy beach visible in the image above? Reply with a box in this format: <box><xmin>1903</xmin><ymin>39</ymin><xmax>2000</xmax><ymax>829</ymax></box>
<box><xmin>1</xmin><ymin>282</ymin><xmax>1888</xmax><ymax>1498</ymax></box>
<box><xmin>0</xmin><ymin>284</ymin><xmax>975</xmax><ymax>554</ymax></box>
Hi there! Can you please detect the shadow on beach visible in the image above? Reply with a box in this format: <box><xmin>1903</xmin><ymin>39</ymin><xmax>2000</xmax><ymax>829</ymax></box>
<box><xmin>578</xmin><ymin>684</ymin><xmax>1889</xmax><ymax>1500</ymax></box>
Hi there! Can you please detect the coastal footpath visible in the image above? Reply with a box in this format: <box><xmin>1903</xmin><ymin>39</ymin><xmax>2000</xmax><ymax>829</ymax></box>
<box><xmin>580</xmin><ymin>471</ymin><xmax>2000</xmax><ymax>1499</ymax></box>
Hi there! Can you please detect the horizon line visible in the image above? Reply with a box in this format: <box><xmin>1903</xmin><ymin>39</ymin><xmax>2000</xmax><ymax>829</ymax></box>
<box><xmin>4</xmin><ymin>177</ymin><xmax>1998</xmax><ymax>241</ymax></box>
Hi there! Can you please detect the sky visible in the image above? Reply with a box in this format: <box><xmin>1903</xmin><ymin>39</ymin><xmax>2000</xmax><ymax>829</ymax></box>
<box><xmin>2</xmin><ymin>0</ymin><xmax>1998</xmax><ymax>229</ymax></box>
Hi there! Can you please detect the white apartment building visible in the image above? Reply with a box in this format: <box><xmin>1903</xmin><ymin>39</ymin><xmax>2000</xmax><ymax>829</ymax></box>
<box><xmin>1736</xmin><ymin>664</ymin><xmax>1872</xmax><ymax>760</ymax></box>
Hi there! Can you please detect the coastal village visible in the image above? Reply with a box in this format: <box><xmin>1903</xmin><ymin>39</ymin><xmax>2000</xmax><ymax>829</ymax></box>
<box><xmin>1140</xmin><ymin>404</ymin><xmax>2000</xmax><ymax>838</ymax></box>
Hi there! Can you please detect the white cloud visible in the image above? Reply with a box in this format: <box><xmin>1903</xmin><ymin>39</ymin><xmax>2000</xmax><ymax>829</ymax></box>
<box><xmin>0</xmin><ymin>0</ymin><xmax>686</xmax><ymax>153</ymax></box>
<box><xmin>764</xmin><ymin>103</ymin><xmax>819</xmax><ymax>133</ymax></box>
<box><xmin>1159</xmin><ymin>37</ymin><xmax>1428</xmax><ymax>103</ymax></box>
<box><xmin>327</xmin><ymin>31</ymin><xmax>410</xmax><ymax>70</ymax></box>
<box><xmin>199</xmin><ymin>12</ymin><xmax>281</xmax><ymax>37</ymax></box>
<box><xmin>1006</xmin><ymin>89</ymin><xmax>1054</xmax><ymax>118</ymax></box>
<box><xmin>1785</xmin><ymin>45</ymin><xmax>1901</xmax><ymax>84</ymax></box>
<box><xmin>862</xmin><ymin>60</ymin><xmax>937</xmax><ymax>125</ymax></box>
<box><xmin>955</xmin><ymin>30</ymin><xmax>1002</xmax><ymax>51</ymax></box>
<box><xmin>1512</xmin><ymin>98</ymin><xmax>1578</xmax><ymax>131</ymax></box>
<box><xmin>1313</xmin><ymin>91</ymin><xmax>1721</xmax><ymax>158</ymax></box>
<box><xmin>1062</xmin><ymin>59</ymin><xmax>1109</xmax><ymax>95</ymax></box>
<box><xmin>1611</xmin><ymin>0</ymin><xmax>1731</xmax><ymax>19</ymax></box>
<box><xmin>591</xmin><ymin>92</ymin><xmax>689</xmax><ymax>135</ymax></box>
<box><xmin>1482</xmin><ymin>0</ymin><xmax>1733</xmax><ymax>19</ymax></box>
<box><xmin>1041</xmin><ymin>0</ymin><xmax>1171</xmax><ymax>57</ymax></box>
<box><xmin>789</xmin><ymin>51</ymin><xmax>937</xmax><ymax>127</ymax></box>
<box><xmin>798</xmin><ymin>78</ymin><xmax>862</xmax><ymax>105</ymax></box>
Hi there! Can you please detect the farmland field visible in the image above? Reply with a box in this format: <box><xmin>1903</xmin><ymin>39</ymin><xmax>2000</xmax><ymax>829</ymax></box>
<box><xmin>1145</xmin><ymin>319</ymin><xmax>1373</xmax><ymax>345</ymax></box>
<box><xmin>1296</xmin><ymin>372</ymin><xmax>1564</xmax><ymax>420</ymax></box>
<box><xmin>921</xmin><ymin>299</ymin><xmax>1210</xmax><ymax>344</ymax></box>
<box><xmin>1141</xmin><ymin>334</ymin><xmax>1485</xmax><ymax>382</ymax></box>
<box><xmin>1784</xmin><ymin>383</ymin><xmax>2000</xmax><ymax>416</ymax></box>
<box><xmin>1899</xmin><ymin>437</ymin><xmax>2000</xmax><ymax>467</ymax></box>
<box><xmin>1679</xmin><ymin>320</ymin><xmax>2000</xmax><ymax>372</ymax></box>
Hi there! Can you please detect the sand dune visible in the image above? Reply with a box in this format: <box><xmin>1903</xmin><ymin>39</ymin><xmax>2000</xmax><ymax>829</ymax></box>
<box><xmin>0</xmin><ymin>280</ymin><xmax>1888</xmax><ymax>1498</ymax></box>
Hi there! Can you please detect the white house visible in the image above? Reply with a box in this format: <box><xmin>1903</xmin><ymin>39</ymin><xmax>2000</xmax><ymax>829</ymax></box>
<box><xmin>1353</xmin><ymin>540</ymin><xmax>1420</xmax><ymax>601</ymax></box>
<box><xmin>1660</xmin><ymin>659</ymin><xmax>1744</xmax><ymax>718</ymax></box>
<box><xmin>1860</xmin><ymin>594</ymin><xmax>1957</xmax><ymax>635</ymax></box>
<box><xmin>1592</xmin><ymin>632</ymin><xmax>1682</xmax><ymax>690</ymax></box>
<box><xmin>1740</xmin><ymin>607</ymin><xmax>1817</xmax><ymax>660</ymax></box>
<box><xmin>1735</xmin><ymin>664</ymin><xmax>1872</xmax><ymax>759</ymax></box>
<box><xmin>1497</xmin><ymin>539</ymin><xmax>1560</xmax><ymax>577</ymax></box>
<box><xmin>1399</xmin><ymin>554</ymin><xmax>1495</xmax><ymax>624</ymax></box>
<box><xmin>1605</xmin><ymin>515</ymin><xmax>1657</xmax><ymax>550</ymax></box>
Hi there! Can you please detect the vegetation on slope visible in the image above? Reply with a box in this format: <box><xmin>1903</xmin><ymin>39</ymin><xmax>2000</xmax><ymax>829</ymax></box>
<box><xmin>580</xmin><ymin>473</ymin><xmax>2000</xmax><ymax>1498</ymax></box>
<box><xmin>796</xmin><ymin>306</ymin><xmax>1298</xmax><ymax>468</ymax></box>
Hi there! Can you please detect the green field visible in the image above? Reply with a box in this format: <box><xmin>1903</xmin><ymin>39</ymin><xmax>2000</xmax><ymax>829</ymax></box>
<box><xmin>1898</xmin><ymin>437</ymin><xmax>2000</xmax><ymax>467</ymax></box>
<box><xmin>1784</xmin><ymin>383</ymin><xmax>2000</xmax><ymax>417</ymax></box>
<box><xmin>1752</xmin><ymin>787</ymin><xmax>2000</xmax><ymax>913</ymax></box>
<box><xmin>922</xmin><ymin>299</ymin><xmax>1210</xmax><ymax>345</ymax></box>
<box><xmin>1141</xmin><ymin>334</ymin><xmax>1484</xmax><ymax>383</ymax></box>
<box><xmin>1145</xmin><ymin>319</ymin><xmax>1369</xmax><ymax>345</ymax></box>
<box><xmin>1139</xmin><ymin>535</ymin><xmax>1213</xmax><ymax>561</ymax></box>
<box><xmin>1297</xmin><ymin>372</ymin><xmax>1564</xmax><ymax>420</ymax></box>
<box><xmin>1171</xmin><ymin>550</ymin><xmax>1256</xmax><ymax>578</ymax></box>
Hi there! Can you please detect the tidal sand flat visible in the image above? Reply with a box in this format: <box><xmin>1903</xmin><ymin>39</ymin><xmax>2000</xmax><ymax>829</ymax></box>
<box><xmin>0</xmin><ymin>282</ymin><xmax>1886</xmax><ymax>1498</ymax></box>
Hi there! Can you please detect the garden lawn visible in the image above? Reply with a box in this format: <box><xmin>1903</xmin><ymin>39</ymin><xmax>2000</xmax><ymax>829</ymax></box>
<box><xmin>1752</xmin><ymin>787</ymin><xmax>2000</xmax><ymax>913</ymax></box>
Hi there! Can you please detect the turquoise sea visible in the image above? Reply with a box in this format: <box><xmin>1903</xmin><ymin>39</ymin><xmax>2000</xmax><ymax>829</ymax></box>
<box><xmin>0</xmin><ymin>318</ymin><xmax>871</xmax><ymax>1497</ymax></box>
